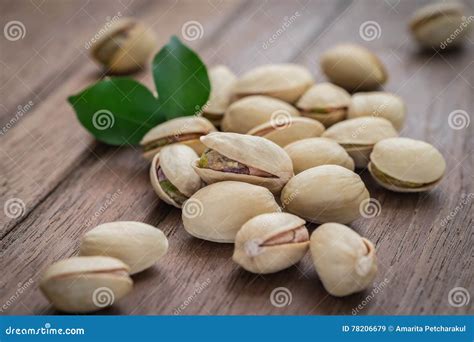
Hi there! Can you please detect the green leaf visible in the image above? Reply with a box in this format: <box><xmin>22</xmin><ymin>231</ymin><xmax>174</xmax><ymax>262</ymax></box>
<box><xmin>153</xmin><ymin>36</ymin><xmax>210</xmax><ymax>120</ymax></box>
<box><xmin>68</xmin><ymin>78</ymin><xmax>165</xmax><ymax>145</ymax></box>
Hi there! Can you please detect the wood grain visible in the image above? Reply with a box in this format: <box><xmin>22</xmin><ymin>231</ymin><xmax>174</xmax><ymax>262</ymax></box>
<box><xmin>1</xmin><ymin>0</ymin><xmax>472</xmax><ymax>315</ymax></box>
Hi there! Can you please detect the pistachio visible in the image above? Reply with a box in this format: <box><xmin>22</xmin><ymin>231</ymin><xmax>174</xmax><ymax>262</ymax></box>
<box><xmin>296</xmin><ymin>83</ymin><xmax>351</xmax><ymax>127</ymax></box>
<box><xmin>409</xmin><ymin>2</ymin><xmax>471</xmax><ymax>49</ymax></box>
<box><xmin>202</xmin><ymin>65</ymin><xmax>237</xmax><ymax>127</ymax></box>
<box><xmin>182</xmin><ymin>181</ymin><xmax>281</xmax><ymax>243</ymax></box>
<box><xmin>40</xmin><ymin>256</ymin><xmax>133</xmax><ymax>313</ymax></box>
<box><xmin>310</xmin><ymin>223</ymin><xmax>377</xmax><ymax>297</ymax></box>
<box><xmin>150</xmin><ymin>144</ymin><xmax>203</xmax><ymax>208</ymax></box>
<box><xmin>348</xmin><ymin>92</ymin><xmax>406</xmax><ymax>131</ymax></box>
<box><xmin>281</xmin><ymin>165</ymin><xmax>369</xmax><ymax>224</ymax></box>
<box><xmin>233</xmin><ymin>64</ymin><xmax>314</xmax><ymax>103</ymax></box>
<box><xmin>284</xmin><ymin>137</ymin><xmax>355</xmax><ymax>174</ymax></box>
<box><xmin>79</xmin><ymin>221</ymin><xmax>168</xmax><ymax>274</ymax></box>
<box><xmin>369</xmin><ymin>137</ymin><xmax>446</xmax><ymax>192</ymax></box>
<box><xmin>140</xmin><ymin>117</ymin><xmax>216</xmax><ymax>160</ymax></box>
<box><xmin>322</xmin><ymin>117</ymin><xmax>398</xmax><ymax>168</ymax></box>
<box><xmin>233</xmin><ymin>213</ymin><xmax>309</xmax><ymax>274</ymax></box>
<box><xmin>221</xmin><ymin>95</ymin><xmax>300</xmax><ymax>134</ymax></box>
<box><xmin>320</xmin><ymin>44</ymin><xmax>387</xmax><ymax>91</ymax></box>
<box><xmin>90</xmin><ymin>18</ymin><xmax>156</xmax><ymax>74</ymax></box>
<box><xmin>193</xmin><ymin>132</ymin><xmax>293</xmax><ymax>193</ymax></box>
<box><xmin>247</xmin><ymin>117</ymin><xmax>325</xmax><ymax>147</ymax></box>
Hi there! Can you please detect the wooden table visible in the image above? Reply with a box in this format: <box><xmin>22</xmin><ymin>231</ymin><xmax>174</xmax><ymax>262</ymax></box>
<box><xmin>1</xmin><ymin>0</ymin><xmax>473</xmax><ymax>315</ymax></box>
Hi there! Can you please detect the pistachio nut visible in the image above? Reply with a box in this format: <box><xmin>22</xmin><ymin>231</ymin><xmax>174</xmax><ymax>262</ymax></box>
<box><xmin>233</xmin><ymin>213</ymin><xmax>309</xmax><ymax>274</ymax></box>
<box><xmin>296</xmin><ymin>83</ymin><xmax>351</xmax><ymax>127</ymax></box>
<box><xmin>90</xmin><ymin>18</ymin><xmax>156</xmax><ymax>74</ymax></box>
<box><xmin>221</xmin><ymin>95</ymin><xmax>300</xmax><ymax>134</ymax></box>
<box><xmin>233</xmin><ymin>64</ymin><xmax>314</xmax><ymax>103</ymax></box>
<box><xmin>150</xmin><ymin>144</ymin><xmax>203</xmax><ymax>208</ymax></box>
<box><xmin>310</xmin><ymin>223</ymin><xmax>377</xmax><ymax>297</ymax></box>
<box><xmin>281</xmin><ymin>165</ymin><xmax>369</xmax><ymax>224</ymax></box>
<box><xmin>182</xmin><ymin>181</ymin><xmax>281</xmax><ymax>243</ymax></box>
<box><xmin>40</xmin><ymin>256</ymin><xmax>133</xmax><ymax>313</ymax></box>
<box><xmin>284</xmin><ymin>137</ymin><xmax>355</xmax><ymax>174</ymax></box>
<box><xmin>409</xmin><ymin>2</ymin><xmax>471</xmax><ymax>49</ymax></box>
<box><xmin>322</xmin><ymin>117</ymin><xmax>398</xmax><ymax>168</ymax></box>
<box><xmin>247</xmin><ymin>117</ymin><xmax>325</xmax><ymax>147</ymax></box>
<box><xmin>347</xmin><ymin>92</ymin><xmax>406</xmax><ymax>131</ymax></box>
<box><xmin>193</xmin><ymin>132</ymin><xmax>294</xmax><ymax>193</ymax></box>
<box><xmin>320</xmin><ymin>44</ymin><xmax>387</xmax><ymax>91</ymax></box>
<box><xmin>140</xmin><ymin>117</ymin><xmax>216</xmax><ymax>160</ymax></box>
<box><xmin>369</xmin><ymin>137</ymin><xmax>446</xmax><ymax>192</ymax></box>
<box><xmin>202</xmin><ymin>65</ymin><xmax>237</xmax><ymax>126</ymax></box>
<box><xmin>79</xmin><ymin>221</ymin><xmax>168</xmax><ymax>275</ymax></box>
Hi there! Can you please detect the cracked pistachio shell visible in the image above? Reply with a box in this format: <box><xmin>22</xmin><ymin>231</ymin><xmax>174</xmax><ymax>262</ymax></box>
<box><xmin>203</xmin><ymin>65</ymin><xmax>237</xmax><ymax>126</ymax></box>
<box><xmin>284</xmin><ymin>138</ymin><xmax>355</xmax><ymax>174</ymax></box>
<box><xmin>320</xmin><ymin>44</ymin><xmax>387</xmax><ymax>91</ymax></box>
<box><xmin>281</xmin><ymin>165</ymin><xmax>369</xmax><ymax>224</ymax></box>
<box><xmin>182</xmin><ymin>181</ymin><xmax>281</xmax><ymax>243</ymax></box>
<box><xmin>150</xmin><ymin>144</ymin><xmax>203</xmax><ymax>208</ymax></box>
<box><xmin>409</xmin><ymin>2</ymin><xmax>470</xmax><ymax>49</ymax></box>
<box><xmin>79</xmin><ymin>221</ymin><xmax>168</xmax><ymax>275</ymax></box>
<box><xmin>193</xmin><ymin>132</ymin><xmax>294</xmax><ymax>193</ymax></box>
<box><xmin>247</xmin><ymin>117</ymin><xmax>325</xmax><ymax>147</ymax></box>
<box><xmin>296</xmin><ymin>83</ymin><xmax>351</xmax><ymax>127</ymax></box>
<box><xmin>233</xmin><ymin>213</ymin><xmax>309</xmax><ymax>274</ymax></box>
<box><xmin>347</xmin><ymin>92</ymin><xmax>406</xmax><ymax>131</ymax></box>
<box><xmin>310</xmin><ymin>223</ymin><xmax>377</xmax><ymax>297</ymax></box>
<box><xmin>140</xmin><ymin>117</ymin><xmax>216</xmax><ymax>159</ymax></box>
<box><xmin>369</xmin><ymin>137</ymin><xmax>446</xmax><ymax>192</ymax></box>
<box><xmin>222</xmin><ymin>95</ymin><xmax>300</xmax><ymax>134</ymax></box>
<box><xmin>233</xmin><ymin>64</ymin><xmax>314</xmax><ymax>103</ymax></box>
<box><xmin>90</xmin><ymin>18</ymin><xmax>156</xmax><ymax>74</ymax></box>
<box><xmin>322</xmin><ymin>117</ymin><xmax>398</xmax><ymax>168</ymax></box>
<box><xmin>40</xmin><ymin>256</ymin><xmax>133</xmax><ymax>313</ymax></box>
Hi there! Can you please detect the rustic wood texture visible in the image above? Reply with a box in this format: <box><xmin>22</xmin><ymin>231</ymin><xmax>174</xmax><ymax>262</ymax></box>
<box><xmin>1</xmin><ymin>0</ymin><xmax>473</xmax><ymax>315</ymax></box>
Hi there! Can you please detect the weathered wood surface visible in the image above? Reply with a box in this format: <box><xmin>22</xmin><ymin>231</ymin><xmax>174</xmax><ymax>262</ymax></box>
<box><xmin>1</xmin><ymin>0</ymin><xmax>472</xmax><ymax>315</ymax></box>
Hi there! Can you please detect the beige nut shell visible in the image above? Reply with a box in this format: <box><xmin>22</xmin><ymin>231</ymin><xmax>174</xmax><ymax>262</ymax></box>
<box><xmin>310</xmin><ymin>223</ymin><xmax>377</xmax><ymax>297</ymax></box>
<box><xmin>194</xmin><ymin>132</ymin><xmax>294</xmax><ymax>193</ymax></box>
<box><xmin>281</xmin><ymin>165</ymin><xmax>369</xmax><ymax>224</ymax></box>
<box><xmin>204</xmin><ymin>65</ymin><xmax>237</xmax><ymax>117</ymax></box>
<box><xmin>150</xmin><ymin>144</ymin><xmax>203</xmax><ymax>208</ymax></box>
<box><xmin>182</xmin><ymin>181</ymin><xmax>281</xmax><ymax>243</ymax></box>
<box><xmin>233</xmin><ymin>64</ymin><xmax>314</xmax><ymax>103</ymax></box>
<box><xmin>222</xmin><ymin>95</ymin><xmax>300</xmax><ymax>134</ymax></box>
<box><xmin>233</xmin><ymin>213</ymin><xmax>309</xmax><ymax>274</ymax></box>
<box><xmin>79</xmin><ymin>221</ymin><xmax>169</xmax><ymax>275</ymax></box>
<box><xmin>284</xmin><ymin>138</ymin><xmax>355</xmax><ymax>174</ymax></box>
<box><xmin>369</xmin><ymin>137</ymin><xmax>446</xmax><ymax>192</ymax></box>
<box><xmin>320</xmin><ymin>44</ymin><xmax>387</xmax><ymax>91</ymax></box>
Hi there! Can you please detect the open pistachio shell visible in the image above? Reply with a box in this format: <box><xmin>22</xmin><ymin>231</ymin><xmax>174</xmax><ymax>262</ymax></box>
<box><xmin>320</xmin><ymin>44</ymin><xmax>387</xmax><ymax>91</ymax></box>
<box><xmin>182</xmin><ymin>181</ymin><xmax>281</xmax><ymax>243</ymax></box>
<box><xmin>221</xmin><ymin>95</ymin><xmax>300</xmax><ymax>134</ymax></box>
<box><xmin>369</xmin><ymin>137</ymin><xmax>446</xmax><ymax>192</ymax></box>
<box><xmin>296</xmin><ymin>83</ymin><xmax>351</xmax><ymax>127</ymax></box>
<box><xmin>140</xmin><ymin>117</ymin><xmax>216</xmax><ymax>160</ymax></box>
<box><xmin>284</xmin><ymin>137</ymin><xmax>355</xmax><ymax>174</ymax></box>
<box><xmin>233</xmin><ymin>213</ymin><xmax>309</xmax><ymax>274</ymax></box>
<box><xmin>281</xmin><ymin>165</ymin><xmax>369</xmax><ymax>224</ymax></box>
<box><xmin>150</xmin><ymin>144</ymin><xmax>203</xmax><ymax>208</ymax></box>
<box><xmin>233</xmin><ymin>64</ymin><xmax>314</xmax><ymax>103</ymax></box>
<box><xmin>322</xmin><ymin>117</ymin><xmax>398</xmax><ymax>168</ymax></box>
<box><xmin>310</xmin><ymin>223</ymin><xmax>377</xmax><ymax>297</ymax></box>
<box><xmin>247</xmin><ymin>117</ymin><xmax>325</xmax><ymax>147</ymax></box>
<box><xmin>203</xmin><ymin>65</ymin><xmax>237</xmax><ymax>126</ymax></box>
<box><xmin>347</xmin><ymin>92</ymin><xmax>406</xmax><ymax>131</ymax></box>
<box><xmin>409</xmin><ymin>2</ymin><xmax>470</xmax><ymax>49</ymax></box>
